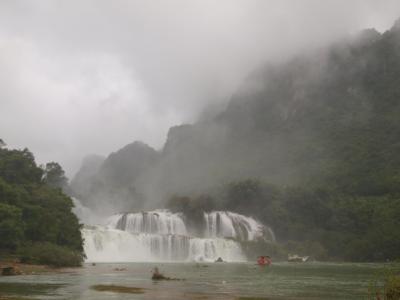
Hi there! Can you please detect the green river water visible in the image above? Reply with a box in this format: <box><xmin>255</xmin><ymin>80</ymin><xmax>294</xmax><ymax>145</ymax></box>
<box><xmin>0</xmin><ymin>262</ymin><xmax>387</xmax><ymax>299</ymax></box>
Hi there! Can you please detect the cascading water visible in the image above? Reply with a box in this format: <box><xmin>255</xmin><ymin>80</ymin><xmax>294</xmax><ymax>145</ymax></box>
<box><xmin>106</xmin><ymin>210</ymin><xmax>187</xmax><ymax>235</ymax></box>
<box><xmin>203</xmin><ymin>211</ymin><xmax>275</xmax><ymax>242</ymax></box>
<box><xmin>73</xmin><ymin>199</ymin><xmax>275</xmax><ymax>263</ymax></box>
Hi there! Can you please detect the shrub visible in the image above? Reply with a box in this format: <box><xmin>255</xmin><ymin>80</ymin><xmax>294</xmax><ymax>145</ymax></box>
<box><xmin>368</xmin><ymin>264</ymin><xmax>400</xmax><ymax>299</ymax></box>
<box><xmin>19</xmin><ymin>242</ymin><xmax>84</xmax><ymax>267</ymax></box>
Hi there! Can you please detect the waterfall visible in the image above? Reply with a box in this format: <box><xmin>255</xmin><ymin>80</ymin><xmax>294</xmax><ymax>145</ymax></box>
<box><xmin>106</xmin><ymin>210</ymin><xmax>187</xmax><ymax>235</ymax></box>
<box><xmin>82</xmin><ymin>226</ymin><xmax>154</xmax><ymax>262</ymax></box>
<box><xmin>203</xmin><ymin>211</ymin><xmax>275</xmax><ymax>242</ymax></box>
<box><xmin>188</xmin><ymin>238</ymin><xmax>244</xmax><ymax>262</ymax></box>
<box><xmin>204</xmin><ymin>211</ymin><xmax>275</xmax><ymax>241</ymax></box>
<box><xmin>73</xmin><ymin>199</ymin><xmax>274</xmax><ymax>262</ymax></box>
<box><xmin>82</xmin><ymin>227</ymin><xmax>245</xmax><ymax>262</ymax></box>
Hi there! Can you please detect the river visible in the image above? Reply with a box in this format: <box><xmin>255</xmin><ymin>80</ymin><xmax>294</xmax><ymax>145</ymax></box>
<box><xmin>0</xmin><ymin>261</ymin><xmax>385</xmax><ymax>299</ymax></box>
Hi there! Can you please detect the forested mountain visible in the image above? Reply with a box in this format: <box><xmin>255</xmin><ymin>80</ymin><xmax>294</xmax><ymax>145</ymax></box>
<box><xmin>217</xmin><ymin>25</ymin><xmax>400</xmax><ymax>195</ymax></box>
<box><xmin>72</xmin><ymin>19</ymin><xmax>400</xmax><ymax>261</ymax></box>
<box><xmin>71</xmin><ymin>141</ymin><xmax>159</xmax><ymax>211</ymax></box>
<box><xmin>151</xmin><ymin>22</ymin><xmax>400</xmax><ymax>197</ymax></box>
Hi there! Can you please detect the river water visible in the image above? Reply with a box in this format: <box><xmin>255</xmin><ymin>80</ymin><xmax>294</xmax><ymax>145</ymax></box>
<box><xmin>0</xmin><ymin>262</ymin><xmax>385</xmax><ymax>299</ymax></box>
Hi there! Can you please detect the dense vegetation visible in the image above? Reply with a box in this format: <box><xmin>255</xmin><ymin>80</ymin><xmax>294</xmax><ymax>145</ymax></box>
<box><xmin>72</xmin><ymin>20</ymin><xmax>400</xmax><ymax>262</ymax></box>
<box><xmin>0</xmin><ymin>141</ymin><xmax>84</xmax><ymax>267</ymax></box>
<box><xmin>165</xmin><ymin>178</ymin><xmax>400</xmax><ymax>262</ymax></box>
<box><xmin>223</xmin><ymin>180</ymin><xmax>400</xmax><ymax>261</ymax></box>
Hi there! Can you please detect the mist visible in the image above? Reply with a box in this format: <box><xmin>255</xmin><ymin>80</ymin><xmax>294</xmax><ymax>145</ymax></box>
<box><xmin>1</xmin><ymin>0</ymin><xmax>400</xmax><ymax>177</ymax></box>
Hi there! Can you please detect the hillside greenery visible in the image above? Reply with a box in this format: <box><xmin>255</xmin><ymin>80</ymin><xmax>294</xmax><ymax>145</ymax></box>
<box><xmin>166</xmin><ymin>179</ymin><xmax>400</xmax><ymax>262</ymax></box>
<box><xmin>0</xmin><ymin>142</ymin><xmax>84</xmax><ymax>267</ymax></box>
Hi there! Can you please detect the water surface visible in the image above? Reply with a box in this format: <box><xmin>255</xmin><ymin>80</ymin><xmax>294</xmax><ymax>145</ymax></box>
<box><xmin>0</xmin><ymin>262</ymin><xmax>384</xmax><ymax>299</ymax></box>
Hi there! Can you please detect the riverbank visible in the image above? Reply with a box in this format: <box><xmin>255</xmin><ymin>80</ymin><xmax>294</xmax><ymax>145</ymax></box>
<box><xmin>0</xmin><ymin>259</ymin><xmax>76</xmax><ymax>276</ymax></box>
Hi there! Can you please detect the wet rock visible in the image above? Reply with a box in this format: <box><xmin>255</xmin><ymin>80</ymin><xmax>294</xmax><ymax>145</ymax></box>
<box><xmin>151</xmin><ymin>267</ymin><xmax>183</xmax><ymax>281</ymax></box>
<box><xmin>1</xmin><ymin>266</ymin><xmax>22</xmax><ymax>276</ymax></box>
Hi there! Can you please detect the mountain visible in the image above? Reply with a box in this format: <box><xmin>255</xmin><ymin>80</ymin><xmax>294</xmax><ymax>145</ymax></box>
<box><xmin>213</xmin><ymin>25</ymin><xmax>400</xmax><ymax>195</ymax></box>
<box><xmin>72</xmin><ymin>141</ymin><xmax>159</xmax><ymax>212</ymax></box>
<box><xmin>132</xmin><ymin>22</ymin><xmax>400</xmax><ymax>201</ymax></box>
<box><xmin>74</xmin><ymin>20</ymin><xmax>400</xmax><ymax>206</ymax></box>
<box><xmin>70</xmin><ymin>20</ymin><xmax>400</xmax><ymax>261</ymax></box>
<box><xmin>192</xmin><ymin>24</ymin><xmax>400</xmax><ymax>185</ymax></box>
<box><xmin>70</xmin><ymin>154</ymin><xmax>105</xmax><ymax>201</ymax></box>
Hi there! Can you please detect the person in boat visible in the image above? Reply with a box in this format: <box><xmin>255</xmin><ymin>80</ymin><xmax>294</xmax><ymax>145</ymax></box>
<box><xmin>257</xmin><ymin>255</ymin><xmax>272</xmax><ymax>266</ymax></box>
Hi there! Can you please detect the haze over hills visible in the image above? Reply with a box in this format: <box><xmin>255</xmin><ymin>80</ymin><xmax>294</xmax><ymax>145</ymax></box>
<box><xmin>70</xmin><ymin>19</ymin><xmax>400</xmax><ymax>261</ymax></box>
<box><xmin>73</xmin><ymin>19</ymin><xmax>400</xmax><ymax>210</ymax></box>
<box><xmin>71</xmin><ymin>142</ymin><xmax>159</xmax><ymax>212</ymax></box>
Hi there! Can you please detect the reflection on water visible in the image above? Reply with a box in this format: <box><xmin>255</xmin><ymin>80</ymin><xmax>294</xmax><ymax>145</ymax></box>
<box><xmin>0</xmin><ymin>282</ymin><xmax>65</xmax><ymax>298</ymax></box>
<box><xmin>0</xmin><ymin>262</ymin><xmax>385</xmax><ymax>299</ymax></box>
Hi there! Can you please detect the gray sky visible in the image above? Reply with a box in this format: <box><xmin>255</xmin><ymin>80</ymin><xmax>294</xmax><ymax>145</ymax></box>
<box><xmin>1</xmin><ymin>0</ymin><xmax>400</xmax><ymax>176</ymax></box>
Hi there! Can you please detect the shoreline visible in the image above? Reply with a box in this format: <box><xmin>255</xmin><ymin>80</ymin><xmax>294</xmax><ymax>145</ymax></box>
<box><xmin>0</xmin><ymin>260</ymin><xmax>78</xmax><ymax>276</ymax></box>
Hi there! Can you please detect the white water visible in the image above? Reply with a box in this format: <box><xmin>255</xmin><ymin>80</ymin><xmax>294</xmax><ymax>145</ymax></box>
<box><xmin>106</xmin><ymin>210</ymin><xmax>187</xmax><ymax>235</ymax></box>
<box><xmin>204</xmin><ymin>211</ymin><xmax>274</xmax><ymax>241</ymax></box>
<box><xmin>73</xmin><ymin>199</ymin><xmax>274</xmax><ymax>263</ymax></box>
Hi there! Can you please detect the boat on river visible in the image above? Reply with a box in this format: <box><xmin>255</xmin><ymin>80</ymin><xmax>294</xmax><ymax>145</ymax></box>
<box><xmin>257</xmin><ymin>256</ymin><xmax>272</xmax><ymax>266</ymax></box>
<box><xmin>288</xmin><ymin>254</ymin><xmax>310</xmax><ymax>262</ymax></box>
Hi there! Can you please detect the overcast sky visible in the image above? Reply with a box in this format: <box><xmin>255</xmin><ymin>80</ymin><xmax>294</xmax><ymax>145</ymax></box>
<box><xmin>1</xmin><ymin>0</ymin><xmax>400</xmax><ymax>176</ymax></box>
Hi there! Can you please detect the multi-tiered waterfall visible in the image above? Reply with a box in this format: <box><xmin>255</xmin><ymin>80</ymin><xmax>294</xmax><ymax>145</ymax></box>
<box><xmin>73</xmin><ymin>199</ymin><xmax>275</xmax><ymax>263</ymax></box>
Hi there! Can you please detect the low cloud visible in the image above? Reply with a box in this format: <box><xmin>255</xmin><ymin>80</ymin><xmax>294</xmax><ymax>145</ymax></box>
<box><xmin>0</xmin><ymin>0</ymin><xmax>399</xmax><ymax>175</ymax></box>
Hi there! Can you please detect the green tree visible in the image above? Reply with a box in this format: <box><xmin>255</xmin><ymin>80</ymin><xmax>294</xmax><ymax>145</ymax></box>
<box><xmin>224</xmin><ymin>179</ymin><xmax>264</xmax><ymax>214</ymax></box>
<box><xmin>42</xmin><ymin>162</ymin><xmax>68</xmax><ymax>190</ymax></box>
<box><xmin>0</xmin><ymin>203</ymin><xmax>24</xmax><ymax>250</ymax></box>
<box><xmin>0</xmin><ymin>148</ymin><xmax>43</xmax><ymax>184</ymax></box>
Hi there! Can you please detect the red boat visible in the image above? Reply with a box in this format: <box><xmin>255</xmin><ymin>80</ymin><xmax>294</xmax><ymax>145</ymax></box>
<box><xmin>257</xmin><ymin>256</ymin><xmax>271</xmax><ymax>266</ymax></box>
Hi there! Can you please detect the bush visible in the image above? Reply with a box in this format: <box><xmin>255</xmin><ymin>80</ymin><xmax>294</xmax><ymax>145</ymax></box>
<box><xmin>19</xmin><ymin>242</ymin><xmax>84</xmax><ymax>267</ymax></box>
<box><xmin>368</xmin><ymin>264</ymin><xmax>400</xmax><ymax>299</ymax></box>
<box><xmin>385</xmin><ymin>275</ymin><xmax>400</xmax><ymax>300</ymax></box>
